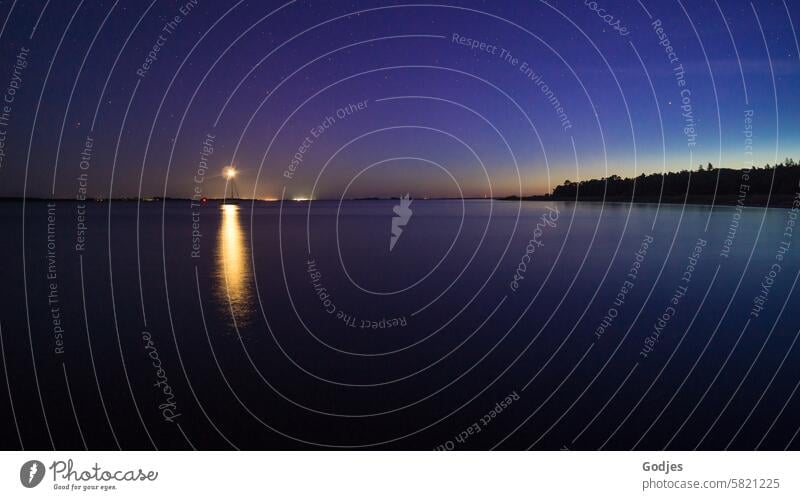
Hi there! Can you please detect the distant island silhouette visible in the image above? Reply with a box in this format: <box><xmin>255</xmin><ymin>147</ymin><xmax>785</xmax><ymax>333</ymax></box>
<box><xmin>504</xmin><ymin>158</ymin><xmax>800</xmax><ymax>208</ymax></box>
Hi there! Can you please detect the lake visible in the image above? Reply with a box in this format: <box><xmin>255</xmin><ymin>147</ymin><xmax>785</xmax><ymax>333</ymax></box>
<box><xmin>1</xmin><ymin>199</ymin><xmax>798</xmax><ymax>450</ymax></box>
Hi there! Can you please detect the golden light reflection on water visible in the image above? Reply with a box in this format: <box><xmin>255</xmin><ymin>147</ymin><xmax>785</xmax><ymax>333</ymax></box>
<box><xmin>215</xmin><ymin>204</ymin><xmax>253</xmax><ymax>326</ymax></box>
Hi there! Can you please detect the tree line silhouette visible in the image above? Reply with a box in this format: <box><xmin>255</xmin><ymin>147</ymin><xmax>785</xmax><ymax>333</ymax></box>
<box><xmin>520</xmin><ymin>158</ymin><xmax>800</xmax><ymax>206</ymax></box>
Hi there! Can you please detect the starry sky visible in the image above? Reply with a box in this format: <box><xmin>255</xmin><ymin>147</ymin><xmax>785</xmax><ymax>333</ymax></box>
<box><xmin>0</xmin><ymin>0</ymin><xmax>798</xmax><ymax>199</ymax></box>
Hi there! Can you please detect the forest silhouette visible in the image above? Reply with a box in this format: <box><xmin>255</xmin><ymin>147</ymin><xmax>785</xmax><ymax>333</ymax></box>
<box><xmin>508</xmin><ymin>158</ymin><xmax>800</xmax><ymax>207</ymax></box>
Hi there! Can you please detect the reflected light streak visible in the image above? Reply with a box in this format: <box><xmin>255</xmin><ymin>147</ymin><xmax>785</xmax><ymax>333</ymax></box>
<box><xmin>215</xmin><ymin>204</ymin><xmax>253</xmax><ymax>326</ymax></box>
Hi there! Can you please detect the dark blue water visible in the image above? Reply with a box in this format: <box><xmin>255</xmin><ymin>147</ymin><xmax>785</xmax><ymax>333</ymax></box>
<box><xmin>1</xmin><ymin>199</ymin><xmax>799</xmax><ymax>450</ymax></box>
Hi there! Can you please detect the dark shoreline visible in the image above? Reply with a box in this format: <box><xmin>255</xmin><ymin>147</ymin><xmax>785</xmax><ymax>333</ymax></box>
<box><xmin>2</xmin><ymin>194</ymin><xmax>799</xmax><ymax>208</ymax></box>
<box><xmin>500</xmin><ymin>193</ymin><xmax>800</xmax><ymax>208</ymax></box>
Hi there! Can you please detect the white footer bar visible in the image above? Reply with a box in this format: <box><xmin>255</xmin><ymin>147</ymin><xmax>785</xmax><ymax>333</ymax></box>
<box><xmin>1</xmin><ymin>451</ymin><xmax>797</xmax><ymax>499</ymax></box>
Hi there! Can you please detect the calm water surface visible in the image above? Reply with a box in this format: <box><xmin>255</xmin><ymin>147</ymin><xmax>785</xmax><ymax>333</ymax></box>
<box><xmin>1</xmin><ymin>199</ymin><xmax>798</xmax><ymax>450</ymax></box>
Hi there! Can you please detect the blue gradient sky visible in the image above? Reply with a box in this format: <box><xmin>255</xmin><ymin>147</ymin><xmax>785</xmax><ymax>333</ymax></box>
<box><xmin>0</xmin><ymin>0</ymin><xmax>798</xmax><ymax>199</ymax></box>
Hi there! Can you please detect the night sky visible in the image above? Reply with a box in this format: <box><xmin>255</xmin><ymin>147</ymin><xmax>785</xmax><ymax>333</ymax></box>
<box><xmin>0</xmin><ymin>0</ymin><xmax>797</xmax><ymax>200</ymax></box>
